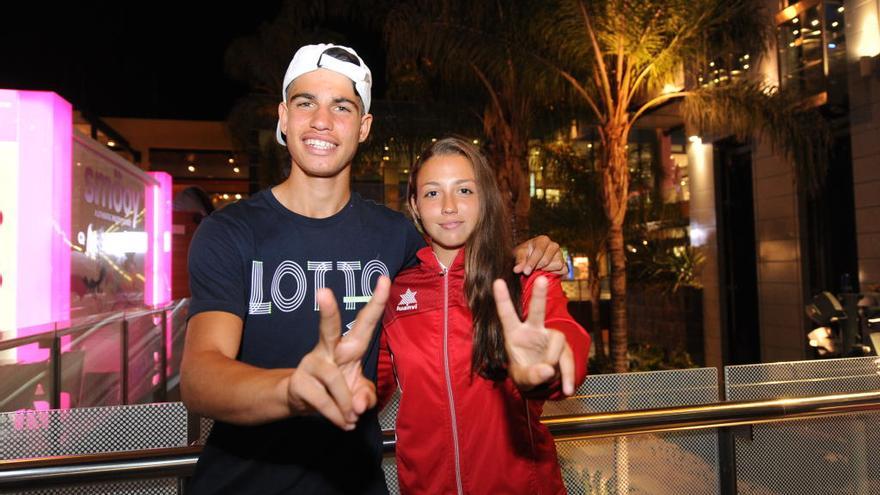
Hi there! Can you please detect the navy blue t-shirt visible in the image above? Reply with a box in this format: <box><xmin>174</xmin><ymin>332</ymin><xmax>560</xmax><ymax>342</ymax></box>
<box><xmin>186</xmin><ymin>189</ymin><xmax>423</xmax><ymax>495</ymax></box>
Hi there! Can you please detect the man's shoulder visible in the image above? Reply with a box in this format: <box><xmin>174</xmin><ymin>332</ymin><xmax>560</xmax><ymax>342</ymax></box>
<box><xmin>210</xmin><ymin>190</ymin><xmax>271</xmax><ymax>222</ymax></box>
<box><xmin>196</xmin><ymin>191</ymin><xmax>272</xmax><ymax>234</ymax></box>
<box><xmin>352</xmin><ymin>194</ymin><xmax>411</xmax><ymax>225</ymax></box>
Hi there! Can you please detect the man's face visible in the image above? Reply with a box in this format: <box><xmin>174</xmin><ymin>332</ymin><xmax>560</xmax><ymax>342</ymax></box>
<box><xmin>278</xmin><ymin>68</ymin><xmax>373</xmax><ymax>179</ymax></box>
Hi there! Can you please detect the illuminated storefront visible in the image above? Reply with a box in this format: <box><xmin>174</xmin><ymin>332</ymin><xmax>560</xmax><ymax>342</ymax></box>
<box><xmin>0</xmin><ymin>90</ymin><xmax>172</xmax><ymax>366</ymax></box>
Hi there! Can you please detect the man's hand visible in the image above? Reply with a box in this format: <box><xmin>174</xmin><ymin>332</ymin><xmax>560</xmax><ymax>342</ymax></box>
<box><xmin>493</xmin><ymin>276</ymin><xmax>575</xmax><ymax>396</ymax></box>
<box><xmin>513</xmin><ymin>235</ymin><xmax>567</xmax><ymax>276</ymax></box>
<box><xmin>288</xmin><ymin>276</ymin><xmax>391</xmax><ymax>430</ymax></box>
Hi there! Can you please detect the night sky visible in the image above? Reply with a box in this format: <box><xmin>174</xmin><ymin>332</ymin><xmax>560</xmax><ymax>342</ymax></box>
<box><xmin>2</xmin><ymin>2</ymin><xmax>288</xmax><ymax>120</ymax></box>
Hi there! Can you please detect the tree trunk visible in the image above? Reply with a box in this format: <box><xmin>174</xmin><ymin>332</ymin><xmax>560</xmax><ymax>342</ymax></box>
<box><xmin>484</xmin><ymin>107</ymin><xmax>530</xmax><ymax>243</ymax></box>
<box><xmin>600</xmin><ymin>123</ymin><xmax>631</xmax><ymax>373</ymax></box>
<box><xmin>607</xmin><ymin>223</ymin><xmax>628</xmax><ymax>372</ymax></box>
<box><xmin>509</xmin><ymin>150</ymin><xmax>531</xmax><ymax>243</ymax></box>
<box><xmin>588</xmin><ymin>255</ymin><xmax>605</xmax><ymax>359</ymax></box>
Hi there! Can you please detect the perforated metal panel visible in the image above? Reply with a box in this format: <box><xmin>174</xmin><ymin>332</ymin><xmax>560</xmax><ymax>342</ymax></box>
<box><xmin>0</xmin><ymin>403</ymin><xmax>187</xmax><ymax>460</ymax></box>
<box><xmin>195</xmin><ymin>417</ymin><xmax>213</xmax><ymax>446</ymax></box>
<box><xmin>378</xmin><ymin>388</ymin><xmax>400</xmax><ymax>431</ymax></box>
<box><xmin>725</xmin><ymin>356</ymin><xmax>880</xmax><ymax>401</ymax></box>
<box><xmin>0</xmin><ymin>478</ymin><xmax>178</xmax><ymax>495</ymax></box>
<box><xmin>544</xmin><ymin>367</ymin><xmax>719</xmax><ymax>416</ymax></box>
<box><xmin>550</xmin><ymin>368</ymin><xmax>721</xmax><ymax>494</ymax></box>
<box><xmin>381</xmin><ymin>457</ymin><xmax>400</xmax><ymax>495</ymax></box>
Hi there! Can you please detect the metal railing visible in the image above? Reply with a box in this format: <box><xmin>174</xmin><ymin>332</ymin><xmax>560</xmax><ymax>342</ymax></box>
<box><xmin>2</xmin><ymin>390</ymin><xmax>879</xmax><ymax>491</ymax></box>
<box><xmin>0</xmin><ymin>300</ymin><xmax>189</xmax><ymax>411</ymax></box>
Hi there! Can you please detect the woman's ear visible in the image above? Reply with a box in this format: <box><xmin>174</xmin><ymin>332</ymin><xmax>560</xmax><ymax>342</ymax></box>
<box><xmin>408</xmin><ymin>196</ymin><xmax>420</xmax><ymax>220</ymax></box>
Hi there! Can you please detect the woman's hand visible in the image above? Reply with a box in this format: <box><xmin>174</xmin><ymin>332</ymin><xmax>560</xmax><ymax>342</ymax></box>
<box><xmin>493</xmin><ymin>276</ymin><xmax>575</xmax><ymax>395</ymax></box>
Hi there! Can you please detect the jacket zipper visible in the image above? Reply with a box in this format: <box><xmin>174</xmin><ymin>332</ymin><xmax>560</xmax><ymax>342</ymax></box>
<box><xmin>442</xmin><ymin>267</ymin><xmax>464</xmax><ymax>494</ymax></box>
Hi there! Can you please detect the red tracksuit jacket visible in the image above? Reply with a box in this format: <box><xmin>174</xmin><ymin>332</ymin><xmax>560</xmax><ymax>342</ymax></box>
<box><xmin>378</xmin><ymin>247</ymin><xmax>590</xmax><ymax>494</ymax></box>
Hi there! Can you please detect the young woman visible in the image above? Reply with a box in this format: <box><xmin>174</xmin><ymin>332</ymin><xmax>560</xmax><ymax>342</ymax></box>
<box><xmin>378</xmin><ymin>137</ymin><xmax>590</xmax><ymax>494</ymax></box>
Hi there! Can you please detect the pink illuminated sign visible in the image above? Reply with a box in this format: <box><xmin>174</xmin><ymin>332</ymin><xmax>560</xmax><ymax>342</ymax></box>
<box><xmin>0</xmin><ymin>90</ymin><xmax>72</xmax><ymax>364</ymax></box>
<box><xmin>145</xmin><ymin>171</ymin><xmax>172</xmax><ymax>307</ymax></box>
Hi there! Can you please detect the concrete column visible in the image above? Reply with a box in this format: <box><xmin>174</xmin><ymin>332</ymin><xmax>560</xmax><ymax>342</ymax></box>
<box><xmin>845</xmin><ymin>0</ymin><xmax>880</xmax><ymax>291</ymax></box>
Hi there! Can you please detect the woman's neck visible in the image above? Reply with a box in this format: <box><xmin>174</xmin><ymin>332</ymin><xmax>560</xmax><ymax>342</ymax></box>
<box><xmin>432</xmin><ymin>246</ymin><xmax>460</xmax><ymax>269</ymax></box>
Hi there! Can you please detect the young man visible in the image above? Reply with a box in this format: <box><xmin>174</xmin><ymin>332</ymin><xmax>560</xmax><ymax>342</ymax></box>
<box><xmin>181</xmin><ymin>43</ymin><xmax>564</xmax><ymax>494</ymax></box>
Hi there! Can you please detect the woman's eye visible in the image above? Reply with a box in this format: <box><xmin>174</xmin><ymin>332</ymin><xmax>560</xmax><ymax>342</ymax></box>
<box><xmin>424</xmin><ymin>191</ymin><xmax>438</xmax><ymax>198</ymax></box>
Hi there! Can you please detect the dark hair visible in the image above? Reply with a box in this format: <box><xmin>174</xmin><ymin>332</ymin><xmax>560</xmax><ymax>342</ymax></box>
<box><xmin>408</xmin><ymin>137</ymin><xmax>521</xmax><ymax>381</ymax></box>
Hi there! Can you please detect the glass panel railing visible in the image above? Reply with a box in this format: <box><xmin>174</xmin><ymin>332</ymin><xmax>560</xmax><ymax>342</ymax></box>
<box><xmin>125</xmin><ymin>311</ymin><xmax>165</xmax><ymax>405</ymax></box>
<box><xmin>166</xmin><ymin>299</ymin><xmax>190</xmax><ymax>397</ymax></box>
<box><xmin>65</xmin><ymin>316</ymin><xmax>125</xmax><ymax>408</ymax></box>
<box><xmin>0</xmin><ymin>299</ymin><xmax>191</xmax><ymax>413</ymax></box>
<box><xmin>548</xmin><ymin>368</ymin><xmax>721</xmax><ymax>494</ymax></box>
<box><xmin>725</xmin><ymin>356</ymin><xmax>880</xmax><ymax>494</ymax></box>
<box><xmin>0</xmin><ymin>324</ymin><xmax>56</xmax><ymax>412</ymax></box>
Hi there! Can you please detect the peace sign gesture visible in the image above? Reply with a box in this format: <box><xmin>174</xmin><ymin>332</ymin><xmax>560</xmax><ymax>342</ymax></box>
<box><xmin>287</xmin><ymin>276</ymin><xmax>391</xmax><ymax>430</ymax></box>
<box><xmin>493</xmin><ymin>276</ymin><xmax>576</xmax><ymax>396</ymax></box>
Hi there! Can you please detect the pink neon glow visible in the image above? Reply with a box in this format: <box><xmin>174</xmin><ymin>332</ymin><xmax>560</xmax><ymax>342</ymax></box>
<box><xmin>5</xmin><ymin>90</ymin><xmax>72</xmax><ymax>364</ymax></box>
<box><xmin>145</xmin><ymin>171</ymin><xmax>172</xmax><ymax>307</ymax></box>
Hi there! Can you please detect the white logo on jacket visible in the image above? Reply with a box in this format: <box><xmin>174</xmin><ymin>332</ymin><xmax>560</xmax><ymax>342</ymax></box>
<box><xmin>396</xmin><ymin>288</ymin><xmax>418</xmax><ymax>311</ymax></box>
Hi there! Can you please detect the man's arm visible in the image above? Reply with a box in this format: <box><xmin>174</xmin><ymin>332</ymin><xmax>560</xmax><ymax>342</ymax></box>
<box><xmin>181</xmin><ymin>311</ymin><xmax>294</xmax><ymax>426</ymax></box>
<box><xmin>181</xmin><ymin>277</ymin><xmax>391</xmax><ymax>430</ymax></box>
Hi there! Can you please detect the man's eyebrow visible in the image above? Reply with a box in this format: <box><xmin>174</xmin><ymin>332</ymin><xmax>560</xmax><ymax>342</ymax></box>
<box><xmin>333</xmin><ymin>96</ymin><xmax>359</xmax><ymax>107</ymax></box>
<box><xmin>288</xmin><ymin>92</ymin><xmax>316</xmax><ymax>102</ymax></box>
<box><xmin>333</xmin><ymin>96</ymin><xmax>361</xmax><ymax>110</ymax></box>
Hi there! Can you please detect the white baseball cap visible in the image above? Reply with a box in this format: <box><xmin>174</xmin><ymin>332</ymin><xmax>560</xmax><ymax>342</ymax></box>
<box><xmin>276</xmin><ymin>43</ymin><xmax>373</xmax><ymax>145</ymax></box>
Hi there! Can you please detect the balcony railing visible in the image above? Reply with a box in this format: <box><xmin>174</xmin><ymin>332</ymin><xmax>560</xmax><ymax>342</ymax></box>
<box><xmin>2</xmin><ymin>356</ymin><xmax>879</xmax><ymax>494</ymax></box>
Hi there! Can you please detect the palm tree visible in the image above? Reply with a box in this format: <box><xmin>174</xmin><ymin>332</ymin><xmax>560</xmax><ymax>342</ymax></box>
<box><xmin>531</xmin><ymin>0</ymin><xmax>830</xmax><ymax>371</ymax></box>
<box><xmin>529</xmin><ymin>142</ymin><xmax>609</xmax><ymax>360</ymax></box>
<box><xmin>385</xmin><ymin>0</ymin><xmax>573</xmax><ymax>242</ymax></box>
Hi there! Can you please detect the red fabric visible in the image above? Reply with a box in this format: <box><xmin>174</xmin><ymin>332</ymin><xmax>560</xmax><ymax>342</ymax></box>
<box><xmin>378</xmin><ymin>247</ymin><xmax>590</xmax><ymax>494</ymax></box>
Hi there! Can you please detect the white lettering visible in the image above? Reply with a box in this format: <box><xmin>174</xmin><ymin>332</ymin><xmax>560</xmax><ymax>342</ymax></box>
<box><xmin>307</xmin><ymin>261</ymin><xmax>333</xmax><ymax>310</ymax></box>
<box><xmin>248</xmin><ymin>259</ymin><xmax>387</xmax><ymax>316</ymax></box>
<box><xmin>336</xmin><ymin>261</ymin><xmax>362</xmax><ymax>310</ymax></box>
<box><xmin>361</xmin><ymin>260</ymin><xmax>390</xmax><ymax>298</ymax></box>
<box><xmin>249</xmin><ymin>261</ymin><xmax>271</xmax><ymax>314</ymax></box>
<box><xmin>271</xmin><ymin>261</ymin><xmax>307</xmax><ymax>312</ymax></box>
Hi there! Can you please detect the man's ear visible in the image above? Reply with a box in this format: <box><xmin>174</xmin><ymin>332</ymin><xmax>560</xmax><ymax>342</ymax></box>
<box><xmin>358</xmin><ymin>113</ymin><xmax>373</xmax><ymax>143</ymax></box>
<box><xmin>278</xmin><ymin>102</ymin><xmax>288</xmax><ymax>140</ymax></box>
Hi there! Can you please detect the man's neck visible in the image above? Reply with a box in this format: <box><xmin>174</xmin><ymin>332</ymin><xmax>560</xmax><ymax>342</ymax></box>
<box><xmin>272</xmin><ymin>169</ymin><xmax>352</xmax><ymax>219</ymax></box>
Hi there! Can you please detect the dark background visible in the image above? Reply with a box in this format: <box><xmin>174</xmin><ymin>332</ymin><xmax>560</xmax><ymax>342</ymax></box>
<box><xmin>1</xmin><ymin>2</ymin><xmax>289</xmax><ymax>120</ymax></box>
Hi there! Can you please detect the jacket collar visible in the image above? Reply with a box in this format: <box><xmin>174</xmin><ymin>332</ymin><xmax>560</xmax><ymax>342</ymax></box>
<box><xmin>416</xmin><ymin>245</ymin><xmax>466</xmax><ymax>274</ymax></box>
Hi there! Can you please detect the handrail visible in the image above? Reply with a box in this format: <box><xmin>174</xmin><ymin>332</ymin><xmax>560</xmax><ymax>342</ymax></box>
<box><xmin>0</xmin><ymin>447</ymin><xmax>201</xmax><ymax>489</ymax></box>
<box><xmin>0</xmin><ymin>305</ymin><xmax>175</xmax><ymax>353</ymax></box>
<box><xmin>2</xmin><ymin>390</ymin><xmax>879</xmax><ymax>488</ymax></box>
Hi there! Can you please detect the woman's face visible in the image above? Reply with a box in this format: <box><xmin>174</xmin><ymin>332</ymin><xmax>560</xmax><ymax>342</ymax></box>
<box><xmin>410</xmin><ymin>153</ymin><xmax>481</xmax><ymax>265</ymax></box>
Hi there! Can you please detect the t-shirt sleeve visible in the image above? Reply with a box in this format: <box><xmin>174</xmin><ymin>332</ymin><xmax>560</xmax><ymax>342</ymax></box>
<box><xmin>187</xmin><ymin>215</ymin><xmax>248</xmax><ymax>320</ymax></box>
<box><xmin>402</xmin><ymin>221</ymin><xmax>426</xmax><ymax>269</ymax></box>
